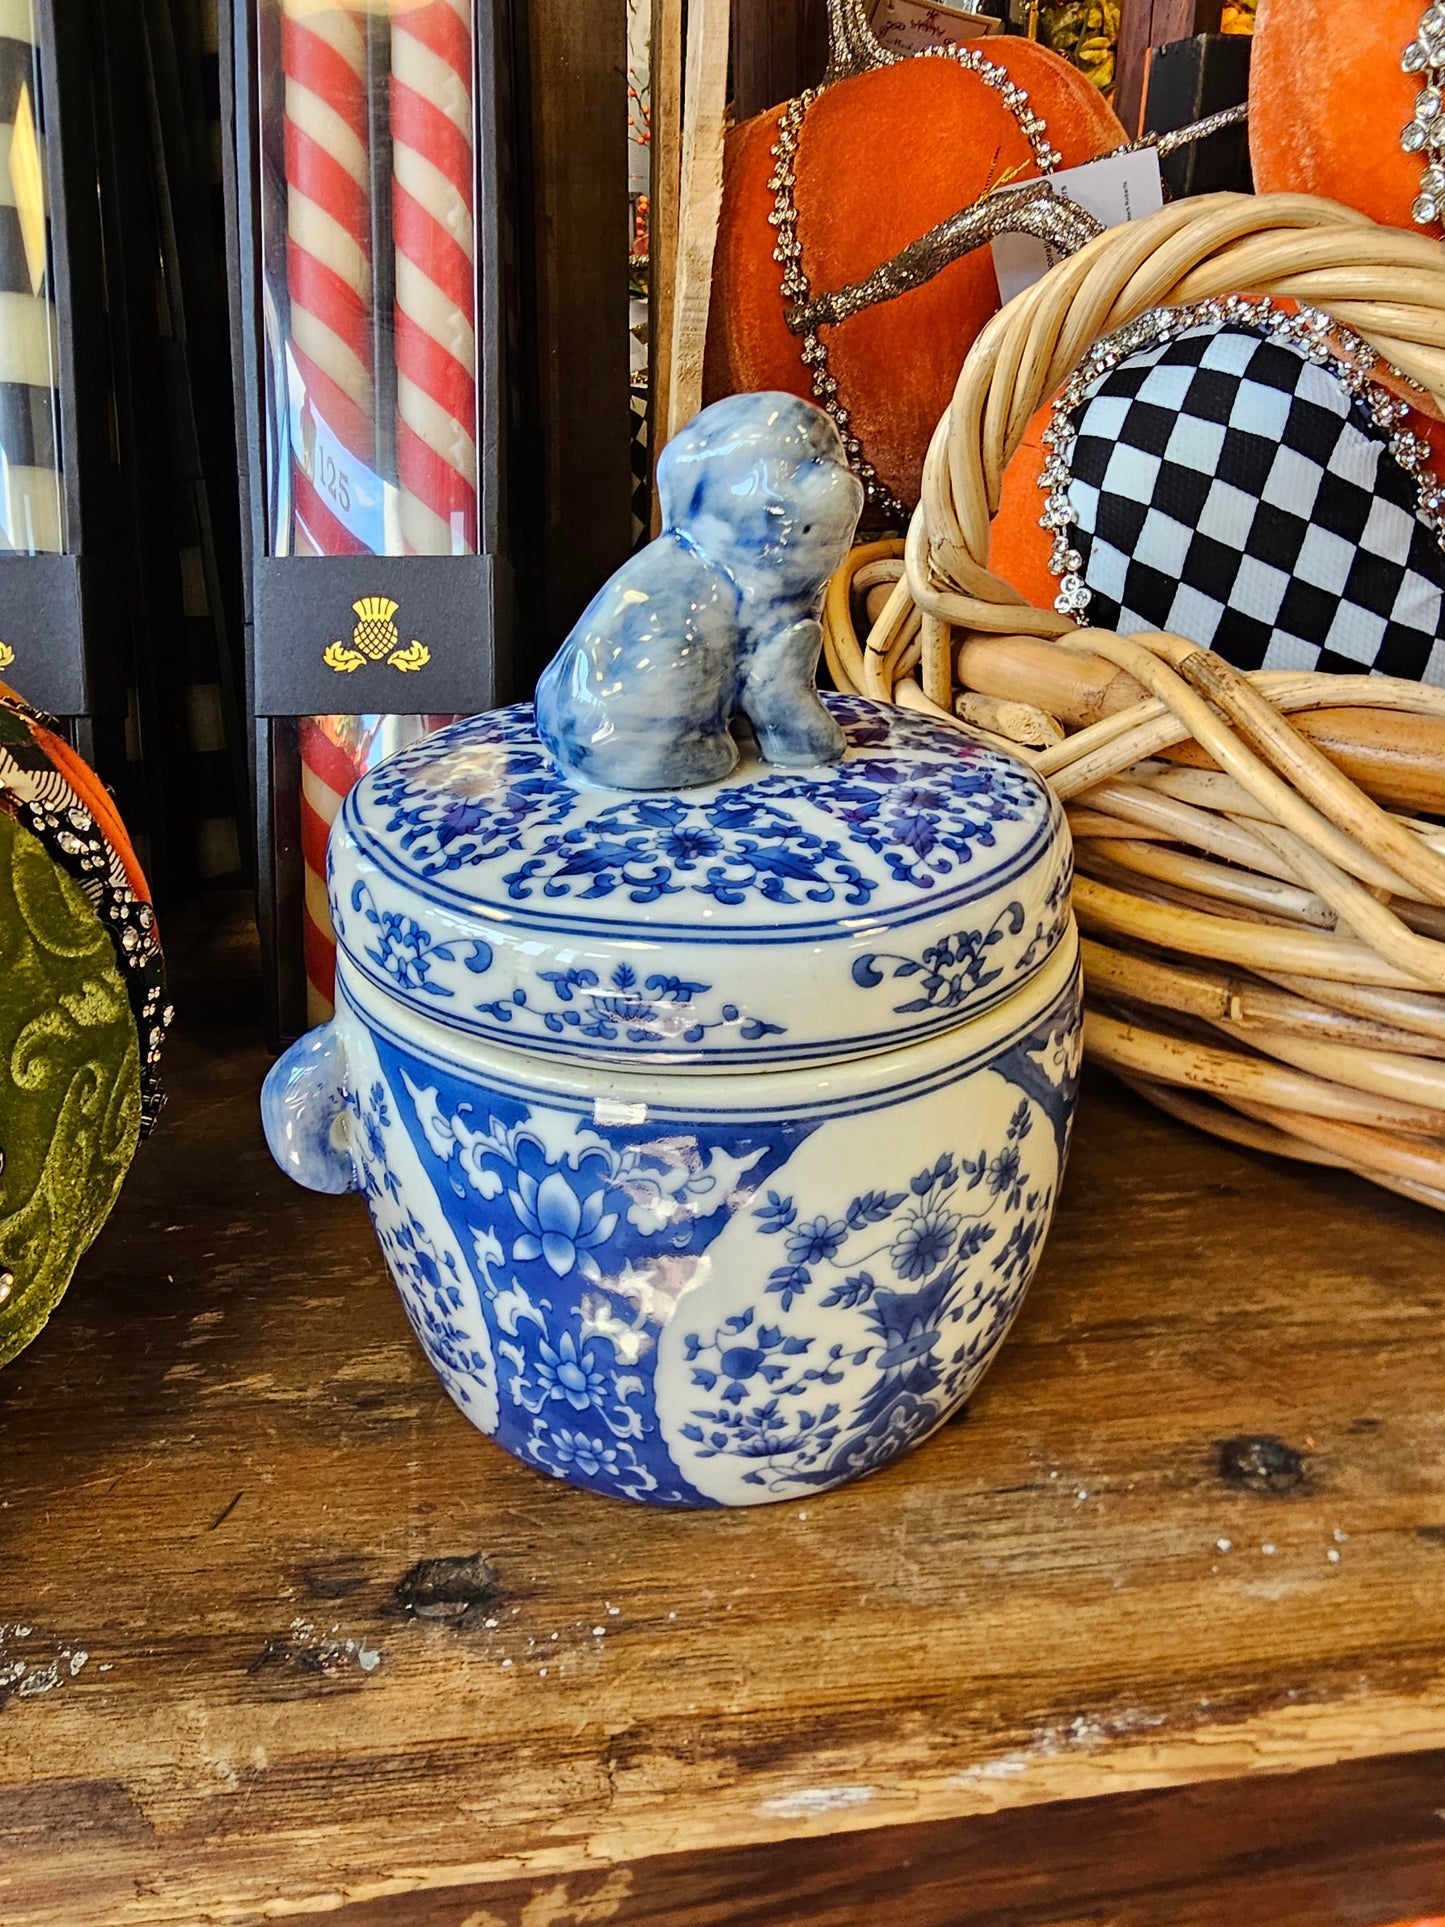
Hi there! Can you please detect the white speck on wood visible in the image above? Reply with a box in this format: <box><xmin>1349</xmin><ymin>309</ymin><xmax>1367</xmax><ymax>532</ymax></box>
<box><xmin>17</xmin><ymin>1661</ymin><xmax>60</xmax><ymax>1697</ymax></box>
<box><xmin>951</xmin><ymin>1754</ymin><xmax>1032</xmax><ymax>1784</ymax></box>
<box><xmin>757</xmin><ymin>1785</ymin><xmax>877</xmax><ymax>1819</ymax></box>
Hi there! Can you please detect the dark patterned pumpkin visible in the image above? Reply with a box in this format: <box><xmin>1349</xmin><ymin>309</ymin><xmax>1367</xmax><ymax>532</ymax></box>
<box><xmin>0</xmin><ymin>686</ymin><xmax>169</xmax><ymax>1366</ymax></box>
<box><xmin>988</xmin><ymin>305</ymin><xmax>1445</xmax><ymax>685</ymax></box>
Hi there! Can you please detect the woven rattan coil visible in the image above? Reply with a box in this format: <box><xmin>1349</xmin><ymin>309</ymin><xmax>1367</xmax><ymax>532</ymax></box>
<box><xmin>823</xmin><ymin>192</ymin><xmax>1445</xmax><ymax>1211</ymax></box>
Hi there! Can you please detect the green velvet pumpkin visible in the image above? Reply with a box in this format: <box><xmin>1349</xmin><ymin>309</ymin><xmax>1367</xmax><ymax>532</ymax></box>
<box><xmin>0</xmin><ymin>689</ymin><xmax>167</xmax><ymax>1367</ymax></box>
<box><xmin>0</xmin><ymin>812</ymin><xmax>141</xmax><ymax>1366</ymax></box>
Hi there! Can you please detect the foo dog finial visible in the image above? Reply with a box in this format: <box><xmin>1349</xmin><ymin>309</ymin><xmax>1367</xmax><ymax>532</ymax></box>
<box><xmin>535</xmin><ymin>393</ymin><xmax>864</xmax><ymax>791</ymax></box>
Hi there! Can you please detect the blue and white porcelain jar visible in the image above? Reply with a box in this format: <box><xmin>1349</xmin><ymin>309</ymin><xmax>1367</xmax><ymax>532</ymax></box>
<box><xmin>264</xmin><ymin>694</ymin><xmax>1080</xmax><ymax>1507</ymax></box>
<box><xmin>263</xmin><ymin>394</ymin><xmax>1082</xmax><ymax>1507</ymax></box>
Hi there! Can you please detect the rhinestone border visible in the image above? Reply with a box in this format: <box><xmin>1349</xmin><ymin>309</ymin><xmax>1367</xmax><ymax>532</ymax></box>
<box><xmin>769</xmin><ymin>43</ymin><xmax>1063</xmax><ymax>529</ymax></box>
<box><xmin>1035</xmin><ymin>295</ymin><xmax>1445</xmax><ymax>622</ymax></box>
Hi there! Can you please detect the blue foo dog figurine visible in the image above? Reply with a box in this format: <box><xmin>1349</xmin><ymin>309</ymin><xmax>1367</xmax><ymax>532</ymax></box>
<box><xmin>536</xmin><ymin>391</ymin><xmax>864</xmax><ymax>788</ymax></box>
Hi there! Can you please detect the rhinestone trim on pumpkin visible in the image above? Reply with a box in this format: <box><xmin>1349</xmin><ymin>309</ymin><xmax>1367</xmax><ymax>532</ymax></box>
<box><xmin>0</xmin><ymin>691</ymin><xmax>172</xmax><ymax>1134</ymax></box>
<box><xmin>1402</xmin><ymin>4</ymin><xmax>1445</xmax><ymax>227</ymax></box>
<box><xmin>1035</xmin><ymin>296</ymin><xmax>1445</xmax><ymax>621</ymax></box>
<box><xmin>769</xmin><ymin>43</ymin><xmax>1063</xmax><ymax>528</ymax></box>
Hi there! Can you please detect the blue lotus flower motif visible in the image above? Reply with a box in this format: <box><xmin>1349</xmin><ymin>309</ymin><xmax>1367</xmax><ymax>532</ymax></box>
<box><xmin>376</xmin><ymin>913</ymin><xmax>430</xmax><ymax>987</ymax></box>
<box><xmin>890</xmin><ymin>1207</ymin><xmax>961</xmax><ymax>1281</ymax></box>
<box><xmin>784</xmin><ymin>1214</ymin><xmax>848</xmax><ymax>1266</ymax></box>
<box><xmin>535</xmin><ymin>1329</ymin><xmax>608</xmax><ymax>1411</ymax></box>
<box><xmin>662</xmin><ymin>826</ymin><xmax>721</xmax><ymax>865</ymax></box>
<box><xmin>545</xmin><ymin>1429</ymin><xmax>621</xmax><ymax>1478</ymax></box>
<box><xmin>509</xmin><ymin>1169</ymin><xmax>618</xmax><ymax>1279</ymax></box>
<box><xmin>876</xmin><ymin>1312</ymin><xmax>942</xmax><ymax>1374</ymax></box>
<box><xmin>591</xmin><ymin>992</ymin><xmax>660</xmax><ymax>1025</ymax></box>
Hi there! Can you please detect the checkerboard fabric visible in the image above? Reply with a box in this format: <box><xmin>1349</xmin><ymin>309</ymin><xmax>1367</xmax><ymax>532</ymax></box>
<box><xmin>1066</xmin><ymin>323</ymin><xmax>1445</xmax><ymax>685</ymax></box>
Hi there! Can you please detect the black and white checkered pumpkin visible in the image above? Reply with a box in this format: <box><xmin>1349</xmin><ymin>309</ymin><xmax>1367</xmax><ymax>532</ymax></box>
<box><xmin>1046</xmin><ymin>315</ymin><xmax>1445</xmax><ymax>683</ymax></box>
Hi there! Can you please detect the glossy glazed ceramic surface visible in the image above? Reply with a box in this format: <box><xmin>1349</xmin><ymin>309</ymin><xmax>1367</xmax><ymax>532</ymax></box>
<box><xmin>330</xmin><ymin>695</ymin><xmax>1073</xmax><ymax>1069</ymax></box>
<box><xmin>534</xmin><ymin>393</ymin><xmax>862</xmax><ymax>789</ymax></box>
<box><xmin>262</xmin><ymin>927</ymin><xmax>1082</xmax><ymax>1506</ymax></box>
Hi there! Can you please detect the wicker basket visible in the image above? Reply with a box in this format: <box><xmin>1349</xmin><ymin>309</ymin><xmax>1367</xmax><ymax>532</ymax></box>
<box><xmin>823</xmin><ymin>192</ymin><xmax>1445</xmax><ymax>1211</ymax></box>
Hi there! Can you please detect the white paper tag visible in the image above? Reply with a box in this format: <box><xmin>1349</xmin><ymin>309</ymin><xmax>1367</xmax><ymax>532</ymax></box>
<box><xmin>868</xmin><ymin>0</ymin><xmax>1002</xmax><ymax>55</ymax></box>
<box><xmin>284</xmin><ymin>340</ymin><xmax>396</xmax><ymax>554</ymax></box>
<box><xmin>990</xmin><ymin>148</ymin><xmax>1164</xmax><ymax>307</ymax></box>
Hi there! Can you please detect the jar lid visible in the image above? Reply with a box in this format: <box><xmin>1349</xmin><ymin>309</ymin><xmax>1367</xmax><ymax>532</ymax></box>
<box><xmin>329</xmin><ymin>693</ymin><xmax>1071</xmax><ymax>1070</ymax></box>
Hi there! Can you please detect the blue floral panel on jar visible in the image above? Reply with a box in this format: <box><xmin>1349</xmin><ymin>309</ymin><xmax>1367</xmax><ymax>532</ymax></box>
<box><xmin>328</xmin><ymin>933</ymin><xmax>1081</xmax><ymax>1508</ymax></box>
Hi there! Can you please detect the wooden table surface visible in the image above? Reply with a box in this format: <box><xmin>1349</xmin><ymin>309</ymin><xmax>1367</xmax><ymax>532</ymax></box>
<box><xmin>3</xmin><ymin>909</ymin><xmax>1445</xmax><ymax>1927</ymax></box>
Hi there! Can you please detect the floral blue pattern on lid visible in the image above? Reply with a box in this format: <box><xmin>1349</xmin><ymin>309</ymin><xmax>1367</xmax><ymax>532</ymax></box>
<box><xmin>329</xmin><ymin>693</ymin><xmax>1072</xmax><ymax>1067</ymax></box>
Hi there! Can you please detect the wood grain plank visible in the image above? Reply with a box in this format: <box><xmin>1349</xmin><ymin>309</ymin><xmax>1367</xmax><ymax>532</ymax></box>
<box><xmin>511</xmin><ymin>0</ymin><xmax>632</xmax><ymax>667</ymax></box>
<box><xmin>0</xmin><ymin>909</ymin><xmax>1443</xmax><ymax>1922</ymax></box>
<box><xmin>1114</xmin><ymin>0</ymin><xmax>1224</xmax><ymax>138</ymax></box>
<box><xmin>731</xmin><ymin>0</ymin><xmax>829</xmax><ymax>120</ymax></box>
<box><xmin>223</xmin><ymin>1751</ymin><xmax>1445</xmax><ymax>1926</ymax></box>
<box><xmin>665</xmin><ymin>0</ymin><xmax>731</xmax><ymax>439</ymax></box>
<box><xmin>647</xmin><ymin>0</ymin><xmax>683</xmax><ymax>532</ymax></box>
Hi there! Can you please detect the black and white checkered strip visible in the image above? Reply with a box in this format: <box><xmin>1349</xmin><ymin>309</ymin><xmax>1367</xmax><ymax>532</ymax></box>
<box><xmin>0</xmin><ymin>7</ymin><xmax>61</xmax><ymax>555</ymax></box>
<box><xmin>1063</xmin><ymin>323</ymin><xmax>1445</xmax><ymax>684</ymax></box>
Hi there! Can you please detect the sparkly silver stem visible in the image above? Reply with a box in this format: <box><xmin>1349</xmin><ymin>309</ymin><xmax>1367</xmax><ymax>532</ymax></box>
<box><xmin>822</xmin><ymin>0</ymin><xmax>896</xmax><ymax>82</ymax></box>
<box><xmin>1132</xmin><ymin>101</ymin><xmax>1249</xmax><ymax>158</ymax></box>
<box><xmin>784</xmin><ymin>180</ymin><xmax>1104</xmax><ymax>335</ymax></box>
<box><xmin>1402</xmin><ymin>3</ymin><xmax>1445</xmax><ymax>229</ymax></box>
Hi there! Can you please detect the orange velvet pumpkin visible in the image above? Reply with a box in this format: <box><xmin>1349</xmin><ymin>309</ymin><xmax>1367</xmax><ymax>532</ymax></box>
<box><xmin>704</xmin><ymin>42</ymin><xmax>1126</xmax><ymax>519</ymax></box>
<box><xmin>988</xmin><ymin>396</ymin><xmax>1057</xmax><ymax>605</ymax></box>
<box><xmin>1250</xmin><ymin>0</ymin><xmax>1437</xmax><ymax>236</ymax></box>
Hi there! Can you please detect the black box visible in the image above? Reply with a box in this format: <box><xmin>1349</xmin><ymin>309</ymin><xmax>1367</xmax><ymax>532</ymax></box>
<box><xmin>1145</xmin><ymin>32</ymin><xmax>1253</xmax><ymax>200</ymax></box>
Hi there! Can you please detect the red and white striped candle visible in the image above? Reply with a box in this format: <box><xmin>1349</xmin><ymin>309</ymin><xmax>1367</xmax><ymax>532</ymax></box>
<box><xmin>391</xmin><ymin>0</ymin><xmax>478</xmax><ymax>555</ymax></box>
<box><xmin>280</xmin><ymin>0</ymin><xmax>377</xmax><ymax>556</ymax></box>
<box><xmin>281</xmin><ymin>1</ymin><xmax>478</xmax><ymax>1022</ymax></box>
<box><xmin>283</xmin><ymin>1</ymin><xmax>380</xmax><ymax>1019</ymax></box>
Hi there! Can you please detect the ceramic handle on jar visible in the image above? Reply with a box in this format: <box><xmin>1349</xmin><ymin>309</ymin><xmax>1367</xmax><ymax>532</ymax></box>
<box><xmin>260</xmin><ymin>1024</ymin><xmax>359</xmax><ymax>1195</ymax></box>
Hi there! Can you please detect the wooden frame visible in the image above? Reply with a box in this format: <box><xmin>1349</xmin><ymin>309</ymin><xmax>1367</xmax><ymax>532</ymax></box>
<box><xmin>731</xmin><ymin>0</ymin><xmax>828</xmax><ymax>119</ymax></box>
<box><xmin>1114</xmin><ymin>0</ymin><xmax>1223</xmax><ymax>135</ymax></box>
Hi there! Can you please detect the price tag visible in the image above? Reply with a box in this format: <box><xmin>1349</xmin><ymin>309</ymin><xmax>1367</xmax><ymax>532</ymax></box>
<box><xmin>991</xmin><ymin>148</ymin><xmax>1164</xmax><ymax>307</ymax></box>
<box><xmin>284</xmin><ymin>341</ymin><xmax>396</xmax><ymax>554</ymax></box>
<box><xmin>869</xmin><ymin>0</ymin><xmax>1002</xmax><ymax>55</ymax></box>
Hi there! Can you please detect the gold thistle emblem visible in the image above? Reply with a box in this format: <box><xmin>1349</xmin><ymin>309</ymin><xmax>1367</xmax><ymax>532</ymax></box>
<box><xmin>323</xmin><ymin>597</ymin><xmax>432</xmax><ymax>675</ymax></box>
<box><xmin>0</xmin><ymin>641</ymin><xmax>13</xmax><ymax>672</ymax></box>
